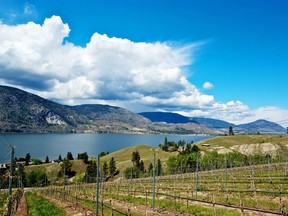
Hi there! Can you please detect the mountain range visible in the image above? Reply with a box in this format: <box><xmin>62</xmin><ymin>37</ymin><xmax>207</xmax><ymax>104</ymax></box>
<box><xmin>0</xmin><ymin>85</ymin><xmax>285</xmax><ymax>134</ymax></box>
<box><xmin>139</xmin><ymin>112</ymin><xmax>286</xmax><ymax>134</ymax></box>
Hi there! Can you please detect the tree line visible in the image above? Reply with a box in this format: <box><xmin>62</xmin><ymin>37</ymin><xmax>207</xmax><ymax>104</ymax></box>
<box><xmin>124</xmin><ymin>150</ymin><xmax>162</xmax><ymax>179</ymax></box>
<box><xmin>0</xmin><ymin>151</ymin><xmax>117</xmax><ymax>189</ymax></box>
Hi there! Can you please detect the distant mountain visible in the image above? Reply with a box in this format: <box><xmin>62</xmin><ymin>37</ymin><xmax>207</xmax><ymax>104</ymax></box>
<box><xmin>139</xmin><ymin>112</ymin><xmax>234</xmax><ymax>128</ymax></box>
<box><xmin>139</xmin><ymin>112</ymin><xmax>195</xmax><ymax>124</ymax></box>
<box><xmin>71</xmin><ymin>104</ymin><xmax>150</xmax><ymax>126</ymax></box>
<box><xmin>236</xmin><ymin>119</ymin><xmax>286</xmax><ymax>134</ymax></box>
<box><xmin>191</xmin><ymin>117</ymin><xmax>235</xmax><ymax>129</ymax></box>
<box><xmin>139</xmin><ymin>111</ymin><xmax>286</xmax><ymax>134</ymax></box>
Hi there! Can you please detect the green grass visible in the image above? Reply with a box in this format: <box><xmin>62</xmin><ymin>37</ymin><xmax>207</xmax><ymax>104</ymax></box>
<box><xmin>0</xmin><ymin>193</ymin><xmax>8</xmax><ymax>214</ymax></box>
<box><xmin>25</xmin><ymin>192</ymin><xmax>66</xmax><ymax>216</ymax></box>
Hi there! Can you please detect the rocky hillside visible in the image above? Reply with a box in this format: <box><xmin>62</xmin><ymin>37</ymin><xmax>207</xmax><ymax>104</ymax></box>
<box><xmin>0</xmin><ymin>85</ymin><xmax>85</xmax><ymax>132</ymax></box>
<box><xmin>71</xmin><ymin>104</ymin><xmax>150</xmax><ymax>126</ymax></box>
<box><xmin>70</xmin><ymin>104</ymin><xmax>152</xmax><ymax>133</ymax></box>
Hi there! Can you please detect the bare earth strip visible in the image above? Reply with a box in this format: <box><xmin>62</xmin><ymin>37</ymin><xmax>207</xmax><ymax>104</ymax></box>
<box><xmin>43</xmin><ymin>196</ymin><xmax>94</xmax><ymax>216</ymax></box>
<box><xmin>15</xmin><ymin>192</ymin><xmax>28</xmax><ymax>216</ymax></box>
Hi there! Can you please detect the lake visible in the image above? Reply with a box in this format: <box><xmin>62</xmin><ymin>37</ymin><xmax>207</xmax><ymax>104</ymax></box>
<box><xmin>0</xmin><ymin>133</ymin><xmax>212</xmax><ymax>163</ymax></box>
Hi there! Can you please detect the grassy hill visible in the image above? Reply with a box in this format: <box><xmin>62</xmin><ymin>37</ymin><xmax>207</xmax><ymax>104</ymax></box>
<box><xmin>25</xmin><ymin>160</ymin><xmax>88</xmax><ymax>183</ymax></box>
<box><xmin>24</xmin><ymin>144</ymin><xmax>178</xmax><ymax>181</ymax></box>
<box><xmin>197</xmin><ymin>134</ymin><xmax>288</xmax><ymax>156</ymax></box>
<box><xmin>100</xmin><ymin>144</ymin><xmax>178</xmax><ymax>175</ymax></box>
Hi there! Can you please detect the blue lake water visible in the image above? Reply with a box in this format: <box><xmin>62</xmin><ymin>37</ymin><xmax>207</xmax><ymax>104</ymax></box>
<box><xmin>0</xmin><ymin>133</ymin><xmax>212</xmax><ymax>163</ymax></box>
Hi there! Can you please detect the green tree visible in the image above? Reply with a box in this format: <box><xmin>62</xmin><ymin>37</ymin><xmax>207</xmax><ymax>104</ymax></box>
<box><xmin>109</xmin><ymin>157</ymin><xmax>117</xmax><ymax>177</ymax></box>
<box><xmin>177</xmin><ymin>140</ymin><xmax>186</xmax><ymax>148</ymax></box>
<box><xmin>148</xmin><ymin>163</ymin><xmax>153</xmax><ymax>176</ymax></box>
<box><xmin>78</xmin><ymin>152</ymin><xmax>89</xmax><ymax>164</ymax></box>
<box><xmin>139</xmin><ymin>160</ymin><xmax>145</xmax><ymax>172</ymax></box>
<box><xmin>132</xmin><ymin>151</ymin><xmax>140</xmax><ymax>168</ymax></box>
<box><xmin>31</xmin><ymin>158</ymin><xmax>42</xmax><ymax>165</ymax></box>
<box><xmin>26</xmin><ymin>170</ymin><xmax>47</xmax><ymax>187</ymax></box>
<box><xmin>58</xmin><ymin>155</ymin><xmax>62</xmax><ymax>162</ymax></box>
<box><xmin>25</xmin><ymin>153</ymin><xmax>31</xmax><ymax>166</ymax></box>
<box><xmin>86</xmin><ymin>160</ymin><xmax>97</xmax><ymax>182</ymax></box>
<box><xmin>59</xmin><ymin>158</ymin><xmax>74</xmax><ymax>178</ymax></box>
<box><xmin>201</xmin><ymin>151</ymin><xmax>224</xmax><ymax>170</ymax></box>
<box><xmin>164</xmin><ymin>137</ymin><xmax>168</xmax><ymax>145</ymax></box>
<box><xmin>66</xmin><ymin>152</ymin><xmax>74</xmax><ymax>160</ymax></box>
<box><xmin>157</xmin><ymin>159</ymin><xmax>162</xmax><ymax>176</ymax></box>
<box><xmin>191</xmin><ymin>144</ymin><xmax>200</xmax><ymax>153</ymax></box>
<box><xmin>229</xmin><ymin>126</ymin><xmax>234</xmax><ymax>136</ymax></box>
<box><xmin>45</xmin><ymin>156</ymin><xmax>49</xmax><ymax>163</ymax></box>
<box><xmin>99</xmin><ymin>152</ymin><xmax>109</xmax><ymax>158</ymax></box>
<box><xmin>16</xmin><ymin>164</ymin><xmax>26</xmax><ymax>187</ymax></box>
<box><xmin>0</xmin><ymin>168</ymin><xmax>9</xmax><ymax>189</ymax></box>
<box><xmin>167</xmin><ymin>152</ymin><xmax>199</xmax><ymax>174</ymax></box>
<box><xmin>167</xmin><ymin>156</ymin><xmax>178</xmax><ymax>174</ymax></box>
<box><xmin>124</xmin><ymin>167</ymin><xmax>140</xmax><ymax>179</ymax></box>
<box><xmin>102</xmin><ymin>161</ymin><xmax>108</xmax><ymax>177</ymax></box>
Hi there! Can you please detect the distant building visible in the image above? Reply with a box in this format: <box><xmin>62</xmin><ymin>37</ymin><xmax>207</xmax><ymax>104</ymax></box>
<box><xmin>0</xmin><ymin>163</ymin><xmax>7</xmax><ymax>169</ymax></box>
<box><xmin>201</xmin><ymin>144</ymin><xmax>211</xmax><ymax>147</ymax></box>
<box><xmin>0</xmin><ymin>162</ymin><xmax>10</xmax><ymax>169</ymax></box>
<box><xmin>16</xmin><ymin>161</ymin><xmax>26</xmax><ymax>166</ymax></box>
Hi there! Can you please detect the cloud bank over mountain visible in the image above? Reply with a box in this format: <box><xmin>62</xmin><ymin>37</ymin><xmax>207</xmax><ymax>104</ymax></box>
<box><xmin>0</xmin><ymin>16</ymin><xmax>287</xmax><ymax>126</ymax></box>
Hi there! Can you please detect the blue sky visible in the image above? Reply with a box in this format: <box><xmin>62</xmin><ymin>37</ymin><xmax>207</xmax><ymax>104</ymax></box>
<box><xmin>0</xmin><ymin>0</ymin><xmax>288</xmax><ymax>126</ymax></box>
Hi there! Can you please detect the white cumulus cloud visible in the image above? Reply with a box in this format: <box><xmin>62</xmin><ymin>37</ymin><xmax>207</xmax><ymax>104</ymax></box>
<box><xmin>0</xmin><ymin>15</ymin><xmax>287</xmax><ymax>126</ymax></box>
<box><xmin>203</xmin><ymin>81</ymin><xmax>214</xmax><ymax>89</ymax></box>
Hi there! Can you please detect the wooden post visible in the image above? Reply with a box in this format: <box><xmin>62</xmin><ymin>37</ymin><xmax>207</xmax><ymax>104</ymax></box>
<box><xmin>96</xmin><ymin>157</ymin><xmax>100</xmax><ymax>216</ymax></box>
<box><xmin>110</xmin><ymin>199</ymin><xmax>113</xmax><ymax>216</ymax></box>
<box><xmin>195</xmin><ymin>153</ymin><xmax>199</xmax><ymax>199</ymax></box>
<box><xmin>7</xmin><ymin>145</ymin><xmax>15</xmax><ymax>216</ymax></box>
<box><xmin>186</xmin><ymin>190</ymin><xmax>189</xmax><ymax>213</ymax></box>
<box><xmin>152</xmin><ymin>152</ymin><xmax>156</xmax><ymax>211</ymax></box>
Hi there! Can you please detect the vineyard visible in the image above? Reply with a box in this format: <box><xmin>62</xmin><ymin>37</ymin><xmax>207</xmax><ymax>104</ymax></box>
<box><xmin>2</xmin><ymin>160</ymin><xmax>288</xmax><ymax>215</ymax></box>
<box><xmin>1</xmin><ymin>134</ymin><xmax>288</xmax><ymax>215</ymax></box>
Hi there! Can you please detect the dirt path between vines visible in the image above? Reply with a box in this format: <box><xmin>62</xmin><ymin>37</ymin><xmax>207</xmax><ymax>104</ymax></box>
<box><xmin>15</xmin><ymin>192</ymin><xmax>28</xmax><ymax>216</ymax></box>
<box><xmin>44</xmin><ymin>196</ymin><xmax>191</xmax><ymax>216</ymax></box>
<box><xmin>44</xmin><ymin>196</ymin><xmax>94</xmax><ymax>216</ymax></box>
